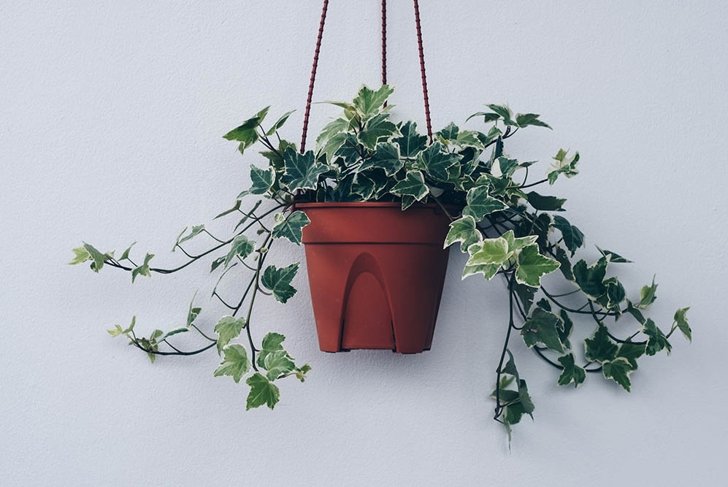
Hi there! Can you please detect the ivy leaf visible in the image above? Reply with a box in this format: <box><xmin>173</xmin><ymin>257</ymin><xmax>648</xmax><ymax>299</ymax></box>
<box><xmin>492</xmin><ymin>351</ymin><xmax>534</xmax><ymax>435</ymax></box>
<box><xmin>617</xmin><ymin>342</ymin><xmax>646</xmax><ymax>369</ymax></box>
<box><xmin>674</xmin><ymin>307</ymin><xmax>692</xmax><ymax>341</ymax></box>
<box><xmin>557</xmin><ymin>353</ymin><xmax>586</xmax><ymax>387</ymax></box>
<box><xmin>359</xmin><ymin>142</ymin><xmax>403</xmax><ymax>176</ymax></box>
<box><xmin>69</xmin><ymin>246</ymin><xmax>91</xmax><ymax>265</ymax></box>
<box><xmin>391</xmin><ymin>170</ymin><xmax>429</xmax><ymax>203</ymax></box>
<box><xmin>223</xmin><ymin>235</ymin><xmax>254</xmax><ymax>268</ymax></box>
<box><xmin>573</xmin><ymin>257</ymin><xmax>608</xmax><ymax>299</ymax></box>
<box><xmin>352</xmin><ymin>84</ymin><xmax>394</xmax><ymax>117</ymax></box>
<box><xmin>558</xmin><ymin>309</ymin><xmax>574</xmax><ymax>349</ymax></box>
<box><xmin>602</xmin><ymin>357</ymin><xmax>634</xmax><ymax>392</ymax></box>
<box><xmin>486</xmin><ymin>104</ymin><xmax>515</xmax><ymax>125</ymax></box>
<box><xmin>174</xmin><ymin>225</ymin><xmax>205</xmax><ymax>250</ymax></box>
<box><xmin>584</xmin><ymin>325</ymin><xmax>618</xmax><ymax>363</ymax></box>
<box><xmin>213</xmin><ymin>344</ymin><xmax>250</xmax><ymax>383</ymax></box>
<box><xmin>83</xmin><ymin>243</ymin><xmax>107</xmax><ymax>272</ymax></box>
<box><xmin>316</xmin><ymin>118</ymin><xmax>350</xmax><ymax>161</ymax></box>
<box><xmin>638</xmin><ymin>276</ymin><xmax>658</xmax><ymax>308</ymax></box>
<box><xmin>462</xmin><ymin>185</ymin><xmax>507</xmax><ymax>221</ymax></box>
<box><xmin>266</xmin><ymin>110</ymin><xmax>295</xmax><ymax>136</ymax></box>
<box><xmin>527</xmin><ymin>191</ymin><xmax>566</xmax><ymax>211</ymax></box>
<box><xmin>351</xmin><ymin>173</ymin><xmax>377</xmax><ymax>200</ymax></box>
<box><xmin>515</xmin><ymin>112</ymin><xmax>551</xmax><ymax>129</ymax></box>
<box><xmin>281</xmin><ymin>148</ymin><xmax>328</xmax><ymax>191</ymax></box>
<box><xmin>553</xmin><ymin>247</ymin><xmax>574</xmax><ymax>281</ymax></box>
<box><xmin>214</xmin><ymin>316</ymin><xmax>246</xmax><ymax>353</ymax></box>
<box><xmin>358</xmin><ymin>113</ymin><xmax>398</xmax><ymax>148</ymax></box>
<box><xmin>271</xmin><ymin>211</ymin><xmax>310</xmax><ymax>245</ymax></box>
<box><xmin>249</xmin><ymin>165</ymin><xmax>275</xmax><ymax>195</ymax></box>
<box><xmin>223</xmin><ymin>107</ymin><xmax>269</xmax><ymax>153</ymax></box>
<box><xmin>418</xmin><ymin>142</ymin><xmax>461</xmax><ymax>182</ymax></box>
<box><xmin>597</xmin><ymin>247</ymin><xmax>632</xmax><ymax>263</ymax></box>
<box><xmin>515</xmin><ymin>245</ymin><xmax>560</xmax><ymax>288</ymax></box>
<box><xmin>246</xmin><ymin>373</ymin><xmax>280</xmax><ymax>410</ymax></box>
<box><xmin>514</xmin><ymin>282</ymin><xmax>537</xmax><ymax>313</ymax></box>
<box><xmin>643</xmin><ymin>319</ymin><xmax>671</xmax><ymax>356</ymax></box>
<box><xmin>443</xmin><ymin>215</ymin><xmax>482</xmax><ymax>252</ymax></box>
<box><xmin>396</xmin><ymin>121</ymin><xmax>427</xmax><ymax>157</ymax></box>
<box><xmin>261</xmin><ymin>263</ymin><xmax>299</xmax><ymax>304</ymax></box>
<box><xmin>547</xmin><ymin>149</ymin><xmax>579</xmax><ymax>184</ymax></box>
<box><xmin>552</xmin><ymin>215</ymin><xmax>584</xmax><ymax>255</ymax></box>
<box><xmin>501</xmin><ymin>230</ymin><xmax>538</xmax><ymax>253</ymax></box>
<box><xmin>131</xmin><ymin>253</ymin><xmax>154</xmax><ymax>283</ymax></box>
<box><xmin>601</xmin><ymin>277</ymin><xmax>626</xmax><ymax>312</ymax></box>
<box><xmin>466</xmin><ymin>237</ymin><xmax>510</xmax><ymax>265</ymax></box>
<box><xmin>261</xmin><ymin>350</ymin><xmax>296</xmax><ymax>381</ymax></box>
<box><xmin>521</xmin><ymin>308</ymin><xmax>565</xmax><ymax>353</ymax></box>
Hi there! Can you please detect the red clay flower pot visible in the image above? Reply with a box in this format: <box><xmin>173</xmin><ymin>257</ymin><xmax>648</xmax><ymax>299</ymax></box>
<box><xmin>296</xmin><ymin>202</ymin><xmax>451</xmax><ymax>353</ymax></box>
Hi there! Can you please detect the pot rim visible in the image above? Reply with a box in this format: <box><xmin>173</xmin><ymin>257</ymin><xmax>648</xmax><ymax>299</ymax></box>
<box><xmin>294</xmin><ymin>201</ymin><xmax>436</xmax><ymax>209</ymax></box>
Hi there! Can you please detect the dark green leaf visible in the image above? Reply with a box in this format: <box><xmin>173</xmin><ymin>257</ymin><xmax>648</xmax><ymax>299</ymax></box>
<box><xmin>573</xmin><ymin>257</ymin><xmax>608</xmax><ymax>299</ymax></box>
<box><xmin>643</xmin><ymin>319</ymin><xmax>671</xmax><ymax>355</ymax></box>
<box><xmin>552</xmin><ymin>215</ymin><xmax>584</xmax><ymax>255</ymax></box>
<box><xmin>674</xmin><ymin>307</ymin><xmax>691</xmax><ymax>341</ymax></box>
<box><xmin>271</xmin><ymin>211</ymin><xmax>310</xmax><ymax>245</ymax></box>
<box><xmin>281</xmin><ymin>148</ymin><xmax>328</xmax><ymax>191</ymax></box>
<box><xmin>527</xmin><ymin>191</ymin><xmax>566</xmax><ymax>211</ymax></box>
<box><xmin>246</xmin><ymin>373</ymin><xmax>280</xmax><ymax>410</ymax></box>
<box><xmin>261</xmin><ymin>263</ymin><xmax>299</xmax><ymax>303</ymax></box>
<box><xmin>521</xmin><ymin>308</ymin><xmax>565</xmax><ymax>352</ymax></box>
<box><xmin>584</xmin><ymin>324</ymin><xmax>618</xmax><ymax>363</ymax></box>
<box><xmin>557</xmin><ymin>353</ymin><xmax>586</xmax><ymax>387</ymax></box>
<box><xmin>396</xmin><ymin>121</ymin><xmax>427</xmax><ymax>157</ymax></box>
<box><xmin>602</xmin><ymin>357</ymin><xmax>634</xmax><ymax>391</ymax></box>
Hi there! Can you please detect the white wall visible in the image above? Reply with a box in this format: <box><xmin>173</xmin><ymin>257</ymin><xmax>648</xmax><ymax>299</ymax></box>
<box><xmin>2</xmin><ymin>1</ymin><xmax>726</xmax><ymax>485</ymax></box>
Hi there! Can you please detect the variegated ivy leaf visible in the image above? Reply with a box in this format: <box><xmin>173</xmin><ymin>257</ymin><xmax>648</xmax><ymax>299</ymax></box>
<box><xmin>584</xmin><ymin>324</ymin><xmax>618</xmax><ymax>363</ymax></box>
<box><xmin>501</xmin><ymin>230</ymin><xmax>538</xmax><ymax>253</ymax></box>
<box><xmin>351</xmin><ymin>173</ymin><xmax>377</xmax><ymax>200</ymax></box>
<box><xmin>223</xmin><ymin>235</ymin><xmax>254</xmax><ymax>268</ymax></box>
<box><xmin>602</xmin><ymin>357</ymin><xmax>634</xmax><ymax>392</ymax></box>
<box><xmin>246</xmin><ymin>372</ymin><xmax>280</xmax><ymax>410</ymax></box>
<box><xmin>281</xmin><ymin>148</ymin><xmax>328</xmax><ymax>191</ymax></box>
<box><xmin>521</xmin><ymin>308</ymin><xmax>565</xmax><ymax>353</ymax></box>
<box><xmin>69</xmin><ymin>246</ymin><xmax>91</xmax><ymax>265</ymax></box>
<box><xmin>597</xmin><ymin>247</ymin><xmax>632</xmax><ymax>263</ymax></box>
<box><xmin>617</xmin><ymin>342</ymin><xmax>646</xmax><ymax>369</ymax></box>
<box><xmin>214</xmin><ymin>316</ymin><xmax>246</xmax><ymax>353</ymax></box>
<box><xmin>552</xmin><ymin>215</ymin><xmax>584</xmax><ymax>256</ymax></box>
<box><xmin>674</xmin><ymin>307</ymin><xmax>692</xmax><ymax>341</ymax></box>
<box><xmin>467</xmin><ymin>237</ymin><xmax>510</xmax><ymax>266</ymax></box>
<box><xmin>573</xmin><ymin>257</ymin><xmax>608</xmax><ymax>299</ymax></box>
<box><xmin>174</xmin><ymin>225</ymin><xmax>204</xmax><ymax>250</ymax></box>
<box><xmin>643</xmin><ymin>319</ymin><xmax>671</xmax><ymax>355</ymax></box>
<box><xmin>638</xmin><ymin>276</ymin><xmax>658</xmax><ymax>308</ymax></box>
<box><xmin>265</xmin><ymin>110</ymin><xmax>295</xmax><ymax>136</ymax></box>
<box><xmin>486</xmin><ymin>104</ymin><xmax>515</xmax><ymax>125</ymax></box>
<box><xmin>257</xmin><ymin>333</ymin><xmax>297</xmax><ymax>381</ymax></box>
<box><xmin>490</xmin><ymin>157</ymin><xmax>519</xmax><ymax>179</ymax></box>
<box><xmin>391</xmin><ymin>170</ymin><xmax>429</xmax><ymax>204</ymax></box>
<box><xmin>444</xmin><ymin>215</ymin><xmax>482</xmax><ymax>252</ymax></box>
<box><xmin>223</xmin><ymin>106</ymin><xmax>269</xmax><ymax>154</ymax></box>
<box><xmin>248</xmin><ymin>164</ymin><xmax>275</xmax><ymax>195</ymax></box>
<box><xmin>515</xmin><ymin>245</ymin><xmax>560</xmax><ymax>288</ymax></box>
<box><xmin>557</xmin><ymin>353</ymin><xmax>586</xmax><ymax>387</ymax></box>
<box><xmin>548</xmin><ymin>149</ymin><xmax>580</xmax><ymax>184</ymax></box>
<box><xmin>462</xmin><ymin>184</ymin><xmax>507</xmax><ymax>221</ymax></box>
<box><xmin>359</xmin><ymin>142</ymin><xmax>403</xmax><ymax>176</ymax></box>
<box><xmin>271</xmin><ymin>211</ymin><xmax>310</xmax><ymax>245</ymax></box>
<box><xmin>82</xmin><ymin>243</ymin><xmax>108</xmax><ymax>272</ymax></box>
<box><xmin>526</xmin><ymin>191</ymin><xmax>566</xmax><ymax>211</ymax></box>
<box><xmin>358</xmin><ymin>113</ymin><xmax>399</xmax><ymax>149</ymax></box>
<box><xmin>261</xmin><ymin>263</ymin><xmax>299</xmax><ymax>303</ymax></box>
<box><xmin>131</xmin><ymin>253</ymin><xmax>154</xmax><ymax>283</ymax></box>
<box><xmin>316</xmin><ymin>118</ymin><xmax>350</xmax><ymax>161</ymax></box>
<box><xmin>436</xmin><ymin>123</ymin><xmax>459</xmax><ymax>141</ymax></box>
<box><xmin>396</xmin><ymin>121</ymin><xmax>427</xmax><ymax>157</ymax></box>
<box><xmin>491</xmin><ymin>351</ymin><xmax>534</xmax><ymax>433</ymax></box>
<box><xmin>418</xmin><ymin>142</ymin><xmax>460</xmax><ymax>182</ymax></box>
<box><xmin>514</xmin><ymin>112</ymin><xmax>551</xmax><ymax>129</ymax></box>
<box><xmin>352</xmin><ymin>84</ymin><xmax>394</xmax><ymax>118</ymax></box>
<box><xmin>213</xmin><ymin>344</ymin><xmax>250</xmax><ymax>383</ymax></box>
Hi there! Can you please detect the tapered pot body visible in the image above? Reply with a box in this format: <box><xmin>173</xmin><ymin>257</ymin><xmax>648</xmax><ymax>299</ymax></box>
<box><xmin>296</xmin><ymin>202</ymin><xmax>451</xmax><ymax>353</ymax></box>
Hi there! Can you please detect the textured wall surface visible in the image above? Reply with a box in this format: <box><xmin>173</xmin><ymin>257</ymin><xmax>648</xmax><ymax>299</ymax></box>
<box><xmin>2</xmin><ymin>1</ymin><xmax>727</xmax><ymax>485</ymax></box>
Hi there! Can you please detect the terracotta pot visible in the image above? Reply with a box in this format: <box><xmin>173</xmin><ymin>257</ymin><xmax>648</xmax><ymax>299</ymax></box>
<box><xmin>296</xmin><ymin>202</ymin><xmax>451</xmax><ymax>353</ymax></box>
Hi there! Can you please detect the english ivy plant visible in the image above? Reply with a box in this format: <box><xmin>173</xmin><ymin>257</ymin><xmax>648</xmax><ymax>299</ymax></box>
<box><xmin>72</xmin><ymin>85</ymin><xmax>691</xmax><ymax>436</ymax></box>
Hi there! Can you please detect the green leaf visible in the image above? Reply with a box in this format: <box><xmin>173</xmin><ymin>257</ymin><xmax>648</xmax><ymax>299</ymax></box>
<box><xmin>352</xmin><ymin>84</ymin><xmax>394</xmax><ymax>117</ymax></box>
<box><xmin>515</xmin><ymin>112</ymin><xmax>551</xmax><ymax>129</ymax></box>
<box><xmin>553</xmin><ymin>246</ymin><xmax>574</xmax><ymax>281</ymax></box>
<box><xmin>223</xmin><ymin>107</ymin><xmax>269</xmax><ymax>153</ymax></box>
<box><xmin>515</xmin><ymin>244</ymin><xmax>560</xmax><ymax>288</ymax></box>
<box><xmin>391</xmin><ymin>170</ymin><xmax>429</xmax><ymax>203</ymax></box>
<box><xmin>213</xmin><ymin>344</ymin><xmax>250</xmax><ymax>383</ymax></box>
<box><xmin>527</xmin><ymin>191</ymin><xmax>566</xmax><ymax>211</ymax></box>
<box><xmin>643</xmin><ymin>319</ymin><xmax>671</xmax><ymax>355</ymax></box>
<box><xmin>271</xmin><ymin>211</ymin><xmax>310</xmax><ymax>245</ymax></box>
<box><xmin>547</xmin><ymin>149</ymin><xmax>579</xmax><ymax>184</ymax></box>
<box><xmin>639</xmin><ymin>276</ymin><xmax>658</xmax><ymax>308</ymax></box>
<box><xmin>359</xmin><ymin>142</ymin><xmax>403</xmax><ymax>176</ymax></box>
<box><xmin>69</xmin><ymin>246</ymin><xmax>91</xmax><ymax>265</ymax></box>
<box><xmin>521</xmin><ymin>308</ymin><xmax>565</xmax><ymax>353</ymax></box>
<box><xmin>261</xmin><ymin>350</ymin><xmax>296</xmax><ymax>381</ymax></box>
<box><xmin>358</xmin><ymin>113</ymin><xmax>398</xmax><ymax>149</ymax></box>
<box><xmin>214</xmin><ymin>316</ymin><xmax>246</xmax><ymax>353</ymax></box>
<box><xmin>436</xmin><ymin>123</ymin><xmax>459</xmax><ymax>141</ymax></box>
<box><xmin>396</xmin><ymin>121</ymin><xmax>427</xmax><ymax>157</ymax></box>
<box><xmin>602</xmin><ymin>357</ymin><xmax>634</xmax><ymax>392</ymax></box>
<box><xmin>266</xmin><ymin>110</ymin><xmax>295</xmax><ymax>136</ymax></box>
<box><xmin>214</xmin><ymin>200</ymin><xmax>242</xmax><ymax>220</ymax></box>
<box><xmin>617</xmin><ymin>342</ymin><xmax>646</xmax><ymax>369</ymax></box>
<box><xmin>584</xmin><ymin>325</ymin><xmax>618</xmax><ymax>363</ymax></box>
<box><xmin>501</xmin><ymin>230</ymin><xmax>538</xmax><ymax>253</ymax></box>
<box><xmin>223</xmin><ymin>235</ymin><xmax>254</xmax><ymax>268</ymax></box>
<box><xmin>601</xmin><ymin>277</ymin><xmax>626</xmax><ymax>312</ymax></box>
<box><xmin>107</xmin><ymin>324</ymin><xmax>124</xmax><ymax>337</ymax></box>
<box><xmin>249</xmin><ymin>165</ymin><xmax>275</xmax><ymax>195</ymax></box>
<box><xmin>557</xmin><ymin>353</ymin><xmax>586</xmax><ymax>387</ymax></box>
<box><xmin>466</xmin><ymin>237</ymin><xmax>510</xmax><ymax>265</ymax></box>
<box><xmin>281</xmin><ymin>148</ymin><xmax>328</xmax><ymax>191</ymax></box>
<box><xmin>552</xmin><ymin>215</ymin><xmax>584</xmax><ymax>255</ymax></box>
<box><xmin>317</xmin><ymin>118</ymin><xmax>350</xmax><ymax>161</ymax></box>
<box><xmin>131</xmin><ymin>253</ymin><xmax>154</xmax><ymax>283</ymax></box>
<box><xmin>597</xmin><ymin>247</ymin><xmax>632</xmax><ymax>263</ymax></box>
<box><xmin>444</xmin><ymin>215</ymin><xmax>482</xmax><ymax>252</ymax></box>
<box><xmin>558</xmin><ymin>309</ymin><xmax>574</xmax><ymax>349</ymax></box>
<box><xmin>186</xmin><ymin>300</ymin><xmax>201</xmax><ymax>327</ymax></box>
<box><xmin>119</xmin><ymin>242</ymin><xmax>136</xmax><ymax>261</ymax></box>
<box><xmin>573</xmin><ymin>257</ymin><xmax>608</xmax><ymax>299</ymax></box>
<box><xmin>261</xmin><ymin>263</ymin><xmax>299</xmax><ymax>304</ymax></box>
<box><xmin>418</xmin><ymin>142</ymin><xmax>461</xmax><ymax>182</ymax></box>
<box><xmin>246</xmin><ymin>373</ymin><xmax>280</xmax><ymax>410</ymax></box>
<box><xmin>674</xmin><ymin>307</ymin><xmax>692</xmax><ymax>341</ymax></box>
<box><xmin>486</xmin><ymin>104</ymin><xmax>515</xmax><ymax>125</ymax></box>
<box><xmin>83</xmin><ymin>243</ymin><xmax>107</xmax><ymax>272</ymax></box>
<box><xmin>514</xmin><ymin>282</ymin><xmax>537</xmax><ymax>313</ymax></box>
<box><xmin>174</xmin><ymin>225</ymin><xmax>205</xmax><ymax>250</ymax></box>
<box><xmin>462</xmin><ymin>185</ymin><xmax>507</xmax><ymax>221</ymax></box>
<box><xmin>492</xmin><ymin>351</ymin><xmax>534</xmax><ymax>432</ymax></box>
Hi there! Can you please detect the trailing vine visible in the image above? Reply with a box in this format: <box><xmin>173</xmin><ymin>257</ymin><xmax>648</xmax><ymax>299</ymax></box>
<box><xmin>72</xmin><ymin>85</ymin><xmax>691</xmax><ymax>434</ymax></box>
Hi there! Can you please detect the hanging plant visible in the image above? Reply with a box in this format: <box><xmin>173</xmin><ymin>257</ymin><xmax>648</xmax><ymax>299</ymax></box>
<box><xmin>71</xmin><ymin>84</ymin><xmax>691</xmax><ymax>434</ymax></box>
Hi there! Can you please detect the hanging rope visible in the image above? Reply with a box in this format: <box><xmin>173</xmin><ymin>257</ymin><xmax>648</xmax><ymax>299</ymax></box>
<box><xmin>300</xmin><ymin>0</ymin><xmax>330</xmax><ymax>153</ymax></box>
<box><xmin>413</xmin><ymin>0</ymin><xmax>433</xmax><ymax>142</ymax></box>
<box><xmin>381</xmin><ymin>0</ymin><xmax>388</xmax><ymax>85</ymax></box>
